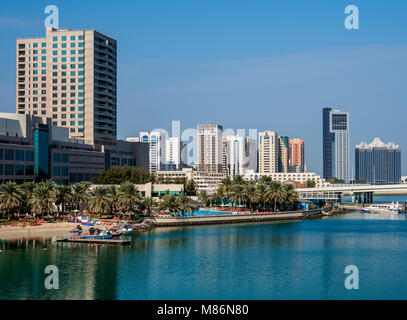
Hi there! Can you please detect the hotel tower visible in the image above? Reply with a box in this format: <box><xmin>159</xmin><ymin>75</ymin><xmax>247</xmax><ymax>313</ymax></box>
<box><xmin>16</xmin><ymin>28</ymin><xmax>117</xmax><ymax>146</ymax></box>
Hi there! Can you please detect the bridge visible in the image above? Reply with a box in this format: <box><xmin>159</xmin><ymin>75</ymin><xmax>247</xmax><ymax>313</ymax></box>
<box><xmin>297</xmin><ymin>183</ymin><xmax>407</xmax><ymax>204</ymax></box>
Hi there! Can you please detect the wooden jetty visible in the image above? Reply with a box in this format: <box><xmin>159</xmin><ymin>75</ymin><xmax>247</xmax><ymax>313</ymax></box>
<box><xmin>57</xmin><ymin>238</ymin><xmax>131</xmax><ymax>245</ymax></box>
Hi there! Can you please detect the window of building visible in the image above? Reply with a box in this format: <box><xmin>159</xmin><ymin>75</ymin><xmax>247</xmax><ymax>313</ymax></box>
<box><xmin>5</xmin><ymin>165</ymin><xmax>13</xmax><ymax>176</ymax></box>
<box><xmin>16</xmin><ymin>165</ymin><xmax>25</xmax><ymax>176</ymax></box>
<box><xmin>15</xmin><ymin>150</ymin><xmax>24</xmax><ymax>161</ymax></box>
<box><xmin>5</xmin><ymin>149</ymin><xmax>14</xmax><ymax>160</ymax></box>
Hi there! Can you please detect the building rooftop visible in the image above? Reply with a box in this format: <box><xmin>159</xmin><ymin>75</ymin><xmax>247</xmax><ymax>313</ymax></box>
<box><xmin>356</xmin><ymin>137</ymin><xmax>399</xmax><ymax>150</ymax></box>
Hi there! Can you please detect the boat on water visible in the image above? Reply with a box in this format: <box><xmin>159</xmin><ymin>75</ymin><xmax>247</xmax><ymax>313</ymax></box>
<box><xmin>120</xmin><ymin>223</ymin><xmax>134</xmax><ymax>235</ymax></box>
<box><xmin>80</xmin><ymin>228</ymin><xmax>113</xmax><ymax>240</ymax></box>
<box><xmin>360</xmin><ymin>202</ymin><xmax>403</xmax><ymax>214</ymax></box>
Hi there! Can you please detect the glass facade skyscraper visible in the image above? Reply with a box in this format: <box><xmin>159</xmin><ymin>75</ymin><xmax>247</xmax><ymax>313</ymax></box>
<box><xmin>355</xmin><ymin>138</ymin><xmax>401</xmax><ymax>184</ymax></box>
<box><xmin>322</xmin><ymin>108</ymin><xmax>350</xmax><ymax>183</ymax></box>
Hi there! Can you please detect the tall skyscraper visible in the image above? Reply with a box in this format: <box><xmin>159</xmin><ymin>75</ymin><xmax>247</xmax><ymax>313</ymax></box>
<box><xmin>258</xmin><ymin>131</ymin><xmax>279</xmax><ymax>174</ymax></box>
<box><xmin>197</xmin><ymin>124</ymin><xmax>223</xmax><ymax>173</ymax></box>
<box><xmin>278</xmin><ymin>136</ymin><xmax>289</xmax><ymax>173</ymax></box>
<box><xmin>223</xmin><ymin>135</ymin><xmax>257</xmax><ymax>177</ymax></box>
<box><xmin>289</xmin><ymin>138</ymin><xmax>305</xmax><ymax>173</ymax></box>
<box><xmin>322</xmin><ymin>108</ymin><xmax>350</xmax><ymax>183</ymax></box>
<box><xmin>16</xmin><ymin>28</ymin><xmax>117</xmax><ymax>146</ymax></box>
<box><xmin>355</xmin><ymin>138</ymin><xmax>401</xmax><ymax>184</ymax></box>
<box><xmin>139</xmin><ymin>131</ymin><xmax>166</xmax><ymax>173</ymax></box>
<box><xmin>165</xmin><ymin>137</ymin><xmax>183</xmax><ymax>171</ymax></box>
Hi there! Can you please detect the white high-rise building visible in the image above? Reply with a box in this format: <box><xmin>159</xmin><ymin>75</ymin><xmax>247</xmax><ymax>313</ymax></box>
<box><xmin>139</xmin><ymin>131</ymin><xmax>166</xmax><ymax>173</ymax></box>
<box><xmin>197</xmin><ymin>124</ymin><xmax>223</xmax><ymax>173</ymax></box>
<box><xmin>223</xmin><ymin>135</ymin><xmax>257</xmax><ymax>177</ymax></box>
<box><xmin>258</xmin><ymin>131</ymin><xmax>279</xmax><ymax>174</ymax></box>
<box><xmin>165</xmin><ymin>137</ymin><xmax>183</xmax><ymax>171</ymax></box>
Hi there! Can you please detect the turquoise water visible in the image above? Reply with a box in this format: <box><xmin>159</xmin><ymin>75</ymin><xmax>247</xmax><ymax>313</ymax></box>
<box><xmin>2</xmin><ymin>212</ymin><xmax>407</xmax><ymax>300</ymax></box>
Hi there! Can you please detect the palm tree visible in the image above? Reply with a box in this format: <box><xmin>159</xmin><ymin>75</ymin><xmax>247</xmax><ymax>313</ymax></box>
<box><xmin>265</xmin><ymin>181</ymin><xmax>284</xmax><ymax>212</ymax></box>
<box><xmin>106</xmin><ymin>185</ymin><xmax>119</xmax><ymax>214</ymax></box>
<box><xmin>256</xmin><ymin>183</ymin><xmax>268</xmax><ymax>211</ymax></box>
<box><xmin>142</xmin><ymin>196</ymin><xmax>156</xmax><ymax>216</ymax></box>
<box><xmin>71</xmin><ymin>182</ymin><xmax>91</xmax><ymax>212</ymax></box>
<box><xmin>281</xmin><ymin>184</ymin><xmax>299</xmax><ymax>210</ymax></box>
<box><xmin>221</xmin><ymin>178</ymin><xmax>232</xmax><ymax>198</ymax></box>
<box><xmin>159</xmin><ymin>194</ymin><xmax>182</xmax><ymax>213</ymax></box>
<box><xmin>89</xmin><ymin>186</ymin><xmax>111</xmax><ymax>214</ymax></box>
<box><xmin>0</xmin><ymin>182</ymin><xmax>23</xmax><ymax>219</ymax></box>
<box><xmin>177</xmin><ymin>193</ymin><xmax>194</xmax><ymax>217</ymax></box>
<box><xmin>243</xmin><ymin>183</ymin><xmax>257</xmax><ymax>212</ymax></box>
<box><xmin>29</xmin><ymin>183</ymin><xmax>57</xmax><ymax>217</ymax></box>
<box><xmin>232</xmin><ymin>175</ymin><xmax>245</xmax><ymax>185</ymax></box>
<box><xmin>197</xmin><ymin>190</ymin><xmax>210</xmax><ymax>207</ymax></box>
<box><xmin>229</xmin><ymin>184</ymin><xmax>244</xmax><ymax>209</ymax></box>
<box><xmin>117</xmin><ymin>182</ymin><xmax>141</xmax><ymax>212</ymax></box>
<box><xmin>55</xmin><ymin>185</ymin><xmax>72</xmax><ymax>216</ymax></box>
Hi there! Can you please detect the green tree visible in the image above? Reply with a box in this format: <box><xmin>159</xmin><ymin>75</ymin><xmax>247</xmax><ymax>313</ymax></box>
<box><xmin>229</xmin><ymin>184</ymin><xmax>245</xmax><ymax>208</ymax></box>
<box><xmin>141</xmin><ymin>196</ymin><xmax>156</xmax><ymax>216</ymax></box>
<box><xmin>305</xmin><ymin>179</ymin><xmax>316</xmax><ymax>188</ymax></box>
<box><xmin>29</xmin><ymin>182</ymin><xmax>57</xmax><ymax>217</ymax></box>
<box><xmin>185</xmin><ymin>179</ymin><xmax>197</xmax><ymax>196</ymax></box>
<box><xmin>55</xmin><ymin>185</ymin><xmax>72</xmax><ymax>215</ymax></box>
<box><xmin>0</xmin><ymin>182</ymin><xmax>23</xmax><ymax>219</ymax></box>
<box><xmin>159</xmin><ymin>194</ymin><xmax>182</xmax><ymax>213</ymax></box>
<box><xmin>71</xmin><ymin>182</ymin><xmax>91</xmax><ymax>211</ymax></box>
<box><xmin>89</xmin><ymin>186</ymin><xmax>111</xmax><ymax>214</ymax></box>
<box><xmin>265</xmin><ymin>181</ymin><xmax>284</xmax><ymax>212</ymax></box>
<box><xmin>197</xmin><ymin>190</ymin><xmax>210</xmax><ymax>207</ymax></box>
<box><xmin>117</xmin><ymin>182</ymin><xmax>141</xmax><ymax>212</ymax></box>
<box><xmin>243</xmin><ymin>183</ymin><xmax>257</xmax><ymax>212</ymax></box>
<box><xmin>177</xmin><ymin>193</ymin><xmax>194</xmax><ymax>217</ymax></box>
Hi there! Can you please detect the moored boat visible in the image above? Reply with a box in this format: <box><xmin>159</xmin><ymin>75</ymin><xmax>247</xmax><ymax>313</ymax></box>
<box><xmin>361</xmin><ymin>202</ymin><xmax>403</xmax><ymax>214</ymax></box>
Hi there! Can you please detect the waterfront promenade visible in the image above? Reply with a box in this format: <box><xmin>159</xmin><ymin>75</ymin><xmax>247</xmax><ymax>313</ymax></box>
<box><xmin>152</xmin><ymin>209</ymin><xmax>322</xmax><ymax>227</ymax></box>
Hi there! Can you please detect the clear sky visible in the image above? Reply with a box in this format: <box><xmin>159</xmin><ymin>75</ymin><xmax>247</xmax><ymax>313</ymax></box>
<box><xmin>1</xmin><ymin>0</ymin><xmax>406</xmax><ymax>175</ymax></box>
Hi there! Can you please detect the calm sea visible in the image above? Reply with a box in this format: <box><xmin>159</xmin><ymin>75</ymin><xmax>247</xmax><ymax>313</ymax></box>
<box><xmin>2</xmin><ymin>203</ymin><xmax>407</xmax><ymax>300</ymax></box>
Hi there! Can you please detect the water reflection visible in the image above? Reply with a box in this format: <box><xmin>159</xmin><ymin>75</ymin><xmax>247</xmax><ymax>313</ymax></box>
<box><xmin>2</xmin><ymin>213</ymin><xmax>407</xmax><ymax>299</ymax></box>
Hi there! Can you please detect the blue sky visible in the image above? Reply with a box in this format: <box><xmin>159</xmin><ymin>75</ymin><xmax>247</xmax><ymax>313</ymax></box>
<box><xmin>0</xmin><ymin>0</ymin><xmax>406</xmax><ymax>175</ymax></box>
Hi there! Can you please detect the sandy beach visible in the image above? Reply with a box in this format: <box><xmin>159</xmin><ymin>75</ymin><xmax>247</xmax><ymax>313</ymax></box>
<box><xmin>0</xmin><ymin>222</ymin><xmax>93</xmax><ymax>240</ymax></box>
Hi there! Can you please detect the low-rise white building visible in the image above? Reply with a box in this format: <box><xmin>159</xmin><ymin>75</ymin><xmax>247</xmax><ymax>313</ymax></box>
<box><xmin>243</xmin><ymin>170</ymin><xmax>330</xmax><ymax>187</ymax></box>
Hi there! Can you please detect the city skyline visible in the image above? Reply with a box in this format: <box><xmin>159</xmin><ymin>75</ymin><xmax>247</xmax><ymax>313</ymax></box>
<box><xmin>1</xmin><ymin>1</ymin><xmax>407</xmax><ymax>175</ymax></box>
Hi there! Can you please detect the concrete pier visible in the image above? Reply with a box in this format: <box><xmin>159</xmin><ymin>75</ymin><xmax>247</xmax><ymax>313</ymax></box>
<box><xmin>151</xmin><ymin>210</ymin><xmax>322</xmax><ymax>227</ymax></box>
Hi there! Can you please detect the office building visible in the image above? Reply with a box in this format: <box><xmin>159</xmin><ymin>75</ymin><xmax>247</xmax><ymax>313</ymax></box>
<box><xmin>16</xmin><ymin>28</ymin><xmax>117</xmax><ymax>146</ymax></box>
<box><xmin>223</xmin><ymin>135</ymin><xmax>257</xmax><ymax>177</ymax></box>
<box><xmin>0</xmin><ymin>113</ymin><xmax>148</xmax><ymax>185</ymax></box>
<box><xmin>139</xmin><ymin>131</ymin><xmax>166</xmax><ymax>173</ymax></box>
<box><xmin>197</xmin><ymin>124</ymin><xmax>223</xmax><ymax>173</ymax></box>
<box><xmin>258</xmin><ymin>131</ymin><xmax>279</xmax><ymax>174</ymax></box>
<box><xmin>322</xmin><ymin>108</ymin><xmax>350</xmax><ymax>183</ymax></box>
<box><xmin>355</xmin><ymin>138</ymin><xmax>401</xmax><ymax>184</ymax></box>
<box><xmin>289</xmin><ymin>138</ymin><xmax>305</xmax><ymax>173</ymax></box>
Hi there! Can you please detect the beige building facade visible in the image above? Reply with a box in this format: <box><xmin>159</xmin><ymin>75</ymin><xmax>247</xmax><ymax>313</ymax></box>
<box><xmin>258</xmin><ymin>131</ymin><xmax>279</xmax><ymax>174</ymax></box>
<box><xmin>16</xmin><ymin>28</ymin><xmax>117</xmax><ymax>146</ymax></box>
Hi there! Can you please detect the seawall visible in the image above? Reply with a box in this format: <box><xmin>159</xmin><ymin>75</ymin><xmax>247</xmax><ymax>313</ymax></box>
<box><xmin>151</xmin><ymin>209</ymin><xmax>322</xmax><ymax>227</ymax></box>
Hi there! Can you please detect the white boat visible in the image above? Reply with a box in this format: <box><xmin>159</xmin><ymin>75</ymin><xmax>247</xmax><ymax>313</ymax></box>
<box><xmin>361</xmin><ymin>202</ymin><xmax>403</xmax><ymax>214</ymax></box>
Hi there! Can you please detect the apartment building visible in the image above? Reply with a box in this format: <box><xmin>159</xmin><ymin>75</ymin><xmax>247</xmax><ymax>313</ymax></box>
<box><xmin>197</xmin><ymin>124</ymin><xmax>223</xmax><ymax>173</ymax></box>
<box><xmin>258</xmin><ymin>131</ymin><xmax>279</xmax><ymax>174</ymax></box>
<box><xmin>16</xmin><ymin>28</ymin><xmax>117</xmax><ymax>146</ymax></box>
<box><xmin>289</xmin><ymin>138</ymin><xmax>305</xmax><ymax>173</ymax></box>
